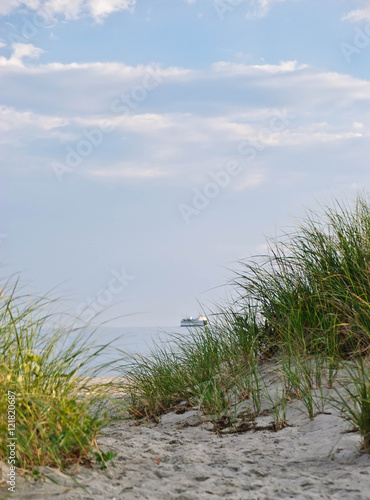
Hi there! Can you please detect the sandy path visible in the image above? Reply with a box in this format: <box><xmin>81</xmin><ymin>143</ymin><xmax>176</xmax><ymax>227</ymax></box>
<box><xmin>5</xmin><ymin>405</ymin><xmax>370</xmax><ymax>500</ymax></box>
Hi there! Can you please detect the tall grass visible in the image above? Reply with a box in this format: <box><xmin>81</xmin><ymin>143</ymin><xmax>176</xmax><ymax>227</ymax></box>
<box><xmin>328</xmin><ymin>358</ymin><xmax>370</xmax><ymax>452</ymax></box>
<box><xmin>124</xmin><ymin>325</ymin><xmax>236</xmax><ymax>419</ymax></box>
<box><xmin>0</xmin><ymin>277</ymin><xmax>118</xmax><ymax>471</ymax></box>
<box><xmin>123</xmin><ymin>195</ymin><xmax>370</xmax><ymax>451</ymax></box>
<box><xmin>235</xmin><ymin>197</ymin><xmax>370</xmax><ymax>357</ymax></box>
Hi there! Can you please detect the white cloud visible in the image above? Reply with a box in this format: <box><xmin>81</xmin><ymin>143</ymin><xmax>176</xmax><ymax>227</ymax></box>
<box><xmin>342</xmin><ymin>3</ymin><xmax>370</xmax><ymax>22</ymax></box>
<box><xmin>185</xmin><ymin>0</ymin><xmax>294</xmax><ymax>19</ymax></box>
<box><xmin>52</xmin><ymin>109</ymin><xmax>367</xmax><ymax>149</ymax></box>
<box><xmin>246</xmin><ymin>0</ymin><xmax>292</xmax><ymax>19</ymax></box>
<box><xmin>234</xmin><ymin>171</ymin><xmax>265</xmax><ymax>190</ymax></box>
<box><xmin>0</xmin><ymin>0</ymin><xmax>135</xmax><ymax>22</ymax></box>
<box><xmin>88</xmin><ymin>0</ymin><xmax>135</xmax><ymax>19</ymax></box>
<box><xmin>0</xmin><ymin>105</ymin><xmax>71</xmax><ymax>145</ymax></box>
<box><xmin>1</xmin><ymin>42</ymin><xmax>44</xmax><ymax>66</ymax></box>
<box><xmin>91</xmin><ymin>164</ymin><xmax>167</xmax><ymax>179</ymax></box>
<box><xmin>0</xmin><ymin>105</ymin><xmax>68</xmax><ymax>131</ymax></box>
<box><xmin>212</xmin><ymin>60</ymin><xmax>308</xmax><ymax>75</ymax></box>
<box><xmin>76</xmin><ymin>113</ymin><xmax>174</xmax><ymax>133</ymax></box>
<box><xmin>353</xmin><ymin>121</ymin><xmax>365</xmax><ymax>129</ymax></box>
<box><xmin>0</xmin><ymin>44</ymin><xmax>194</xmax><ymax>84</ymax></box>
<box><xmin>2</xmin><ymin>44</ymin><xmax>370</xmax><ymax>186</ymax></box>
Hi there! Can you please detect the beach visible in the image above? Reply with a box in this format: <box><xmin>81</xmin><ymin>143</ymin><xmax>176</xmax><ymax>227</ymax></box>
<box><xmin>4</xmin><ymin>381</ymin><xmax>370</xmax><ymax>500</ymax></box>
<box><xmin>3</xmin><ymin>1</ymin><xmax>370</xmax><ymax>498</ymax></box>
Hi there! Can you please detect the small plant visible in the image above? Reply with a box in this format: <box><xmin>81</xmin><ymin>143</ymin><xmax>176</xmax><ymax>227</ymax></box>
<box><xmin>246</xmin><ymin>353</ymin><xmax>262</xmax><ymax>415</ymax></box>
<box><xmin>327</xmin><ymin>357</ymin><xmax>341</xmax><ymax>389</ymax></box>
<box><xmin>281</xmin><ymin>356</ymin><xmax>319</xmax><ymax>419</ymax></box>
<box><xmin>262</xmin><ymin>374</ymin><xmax>287</xmax><ymax>431</ymax></box>
<box><xmin>196</xmin><ymin>373</ymin><xmax>230</xmax><ymax>417</ymax></box>
<box><xmin>30</xmin><ymin>469</ymin><xmax>41</xmax><ymax>481</ymax></box>
<box><xmin>93</xmin><ymin>451</ymin><xmax>117</xmax><ymax>470</ymax></box>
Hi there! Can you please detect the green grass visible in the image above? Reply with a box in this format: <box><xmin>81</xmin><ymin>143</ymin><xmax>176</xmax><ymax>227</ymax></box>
<box><xmin>235</xmin><ymin>196</ymin><xmax>370</xmax><ymax>357</ymax></box>
<box><xmin>0</xmin><ymin>277</ymin><xmax>120</xmax><ymax>472</ymax></box>
<box><xmin>123</xmin><ymin>195</ymin><xmax>370</xmax><ymax>452</ymax></box>
<box><xmin>121</xmin><ymin>306</ymin><xmax>260</xmax><ymax>420</ymax></box>
<box><xmin>328</xmin><ymin>358</ymin><xmax>370</xmax><ymax>452</ymax></box>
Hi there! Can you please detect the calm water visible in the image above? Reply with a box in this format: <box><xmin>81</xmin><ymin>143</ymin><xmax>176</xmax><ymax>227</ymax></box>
<box><xmin>72</xmin><ymin>325</ymin><xmax>189</xmax><ymax>376</ymax></box>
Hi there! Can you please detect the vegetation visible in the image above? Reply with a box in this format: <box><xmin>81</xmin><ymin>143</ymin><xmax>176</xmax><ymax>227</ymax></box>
<box><xmin>123</xmin><ymin>196</ymin><xmax>370</xmax><ymax>452</ymax></box>
<box><xmin>2</xmin><ymin>194</ymin><xmax>370</xmax><ymax>476</ymax></box>
<box><xmin>0</xmin><ymin>278</ymin><xmax>119</xmax><ymax>472</ymax></box>
<box><xmin>329</xmin><ymin>358</ymin><xmax>370</xmax><ymax>453</ymax></box>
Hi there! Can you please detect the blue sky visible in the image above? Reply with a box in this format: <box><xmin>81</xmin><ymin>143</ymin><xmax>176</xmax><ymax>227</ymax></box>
<box><xmin>1</xmin><ymin>0</ymin><xmax>370</xmax><ymax>326</ymax></box>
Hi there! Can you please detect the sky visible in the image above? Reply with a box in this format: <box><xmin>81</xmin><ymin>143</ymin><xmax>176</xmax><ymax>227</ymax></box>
<box><xmin>1</xmin><ymin>0</ymin><xmax>370</xmax><ymax>327</ymax></box>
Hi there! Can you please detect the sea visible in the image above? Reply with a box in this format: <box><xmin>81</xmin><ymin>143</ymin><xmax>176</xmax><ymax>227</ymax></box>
<box><xmin>69</xmin><ymin>325</ymin><xmax>188</xmax><ymax>376</ymax></box>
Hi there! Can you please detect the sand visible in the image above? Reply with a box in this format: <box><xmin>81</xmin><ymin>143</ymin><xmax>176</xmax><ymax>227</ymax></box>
<box><xmin>2</xmin><ymin>364</ymin><xmax>370</xmax><ymax>499</ymax></box>
<box><xmin>2</xmin><ymin>398</ymin><xmax>370</xmax><ymax>500</ymax></box>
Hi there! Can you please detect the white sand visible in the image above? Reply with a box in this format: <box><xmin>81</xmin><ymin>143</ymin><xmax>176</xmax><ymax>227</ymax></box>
<box><xmin>3</xmin><ymin>401</ymin><xmax>370</xmax><ymax>500</ymax></box>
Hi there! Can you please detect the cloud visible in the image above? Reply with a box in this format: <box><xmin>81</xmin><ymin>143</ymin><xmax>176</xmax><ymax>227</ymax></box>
<box><xmin>0</xmin><ymin>43</ymin><xmax>194</xmax><ymax>81</ymax></box>
<box><xmin>342</xmin><ymin>3</ymin><xmax>370</xmax><ymax>22</ymax></box>
<box><xmin>234</xmin><ymin>171</ymin><xmax>265</xmax><ymax>190</ymax></box>
<box><xmin>75</xmin><ymin>112</ymin><xmax>174</xmax><ymax>134</ymax></box>
<box><xmin>212</xmin><ymin>60</ymin><xmax>308</xmax><ymax>75</ymax></box>
<box><xmin>185</xmin><ymin>0</ymin><xmax>295</xmax><ymax>19</ymax></box>
<box><xmin>91</xmin><ymin>164</ymin><xmax>167</xmax><ymax>179</ymax></box>
<box><xmin>0</xmin><ymin>0</ymin><xmax>135</xmax><ymax>22</ymax></box>
<box><xmin>0</xmin><ymin>105</ymin><xmax>67</xmax><ymax>130</ymax></box>
<box><xmin>1</xmin><ymin>44</ymin><xmax>370</xmax><ymax>187</ymax></box>
<box><xmin>246</xmin><ymin>0</ymin><xmax>292</xmax><ymax>19</ymax></box>
<box><xmin>353</xmin><ymin>121</ymin><xmax>365</xmax><ymax>130</ymax></box>
<box><xmin>0</xmin><ymin>42</ymin><xmax>44</xmax><ymax>66</ymax></box>
<box><xmin>0</xmin><ymin>105</ymin><xmax>72</xmax><ymax>146</ymax></box>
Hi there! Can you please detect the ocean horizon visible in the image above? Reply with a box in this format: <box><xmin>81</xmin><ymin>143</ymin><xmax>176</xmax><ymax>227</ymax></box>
<box><xmin>72</xmin><ymin>325</ymin><xmax>190</xmax><ymax>376</ymax></box>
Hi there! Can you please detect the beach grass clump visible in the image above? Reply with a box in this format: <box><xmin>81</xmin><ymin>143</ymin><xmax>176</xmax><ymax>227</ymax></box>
<box><xmin>123</xmin><ymin>326</ymin><xmax>237</xmax><ymax>419</ymax></box>
<box><xmin>235</xmin><ymin>196</ymin><xmax>370</xmax><ymax>357</ymax></box>
<box><xmin>0</xmin><ymin>278</ymin><xmax>116</xmax><ymax>471</ymax></box>
<box><xmin>122</xmin><ymin>312</ymin><xmax>264</xmax><ymax>420</ymax></box>
<box><xmin>328</xmin><ymin>358</ymin><xmax>370</xmax><ymax>452</ymax></box>
<box><xmin>262</xmin><ymin>381</ymin><xmax>287</xmax><ymax>431</ymax></box>
<box><xmin>280</xmin><ymin>354</ymin><xmax>325</xmax><ymax>419</ymax></box>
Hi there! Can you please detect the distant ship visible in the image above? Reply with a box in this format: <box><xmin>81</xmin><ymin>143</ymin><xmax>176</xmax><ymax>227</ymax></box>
<box><xmin>181</xmin><ymin>316</ymin><xmax>208</xmax><ymax>327</ymax></box>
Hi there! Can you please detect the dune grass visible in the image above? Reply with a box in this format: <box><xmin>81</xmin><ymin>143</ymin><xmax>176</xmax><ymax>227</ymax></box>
<box><xmin>0</xmin><ymin>278</ymin><xmax>119</xmax><ymax>472</ymax></box>
<box><xmin>329</xmin><ymin>358</ymin><xmax>370</xmax><ymax>452</ymax></box>
<box><xmin>122</xmin><ymin>307</ymin><xmax>260</xmax><ymax>420</ymax></box>
<box><xmin>123</xmin><ymin>195</ymin><xmax>370</xmax><ymax>452</ymax></box>
<box><xmin>235</xmin><ymin>197</ymin><xmax>370</xmax><ymax>358</ymax></box>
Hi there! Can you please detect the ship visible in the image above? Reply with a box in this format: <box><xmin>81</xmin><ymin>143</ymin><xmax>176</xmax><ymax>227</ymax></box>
<box><xmin>180</xmin><ymin>316</ymin><xmax>208</xmax><ymax>327</ymax></box>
